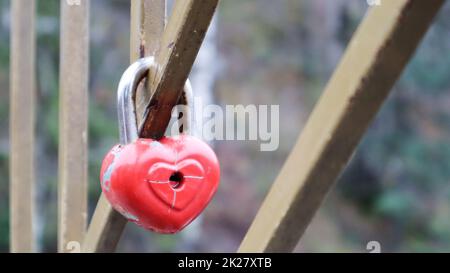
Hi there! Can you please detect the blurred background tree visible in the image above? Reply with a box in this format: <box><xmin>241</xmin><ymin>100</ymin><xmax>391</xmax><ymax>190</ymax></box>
<box><xmin>0</xmin><ymin>0</ymin><xmax>450</xmax><ymax>252</ymax></box>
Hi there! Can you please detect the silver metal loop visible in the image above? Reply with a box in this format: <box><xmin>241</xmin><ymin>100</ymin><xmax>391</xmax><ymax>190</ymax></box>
<box><xmin>117</xmin><ymin>57</ymin><xmax>193</xmax><ymax>144</ymax></box>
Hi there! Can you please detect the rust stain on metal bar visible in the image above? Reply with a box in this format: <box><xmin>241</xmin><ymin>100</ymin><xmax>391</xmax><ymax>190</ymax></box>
<box><xmin>83</xmin><ymin>1</ymin><xmax>217</xmax><ymax>253</ymax></box>
<box><xmin>139</xmin><ymin>0</ymin><xmax>219</xmax><ymax>139</ymax></box>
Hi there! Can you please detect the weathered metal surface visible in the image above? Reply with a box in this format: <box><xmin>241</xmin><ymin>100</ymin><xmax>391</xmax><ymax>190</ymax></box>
<box><xmin>82</xmin><ymin>0</ymin><xmax>166</xmax><ymax>253</ymax></box>
<box><xmin>239</xmin><ymin>0</ymin><xmax>444</xmax><ymax>253</ymax></box>
<box><xmin>58</xmin><ymin>0</ymin><xmax>90</xmax><ymax>253</ymax></box>
<box><xmin>10</xmin><ymin>0</ymin><xmax>36</xmax><ymax>253</ymax></box>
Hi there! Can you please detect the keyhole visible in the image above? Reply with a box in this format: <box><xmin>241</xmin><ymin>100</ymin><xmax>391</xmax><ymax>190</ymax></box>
<box><xmin>169</xmin><ymin>171</ymin><xmax>184</xmax><ymax>189</ymax></box>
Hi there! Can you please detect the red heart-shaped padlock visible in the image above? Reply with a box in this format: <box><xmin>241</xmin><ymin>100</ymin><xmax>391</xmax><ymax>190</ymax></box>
<box><xmin>100</xmin><ymin>134</ymin><xmax>220</xmax><ymax>233</ymax></box>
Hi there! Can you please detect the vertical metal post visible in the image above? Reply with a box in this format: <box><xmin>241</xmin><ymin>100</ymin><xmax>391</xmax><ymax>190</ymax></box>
<box><xmin>58</xmin><ymin>0</ymin><xmax>90</xmax><ymax>253</ymax></box>
<box><xmin>9</xmin><ymin>0</ymin><xmax>36</xmax><ymax>253</ymax></box>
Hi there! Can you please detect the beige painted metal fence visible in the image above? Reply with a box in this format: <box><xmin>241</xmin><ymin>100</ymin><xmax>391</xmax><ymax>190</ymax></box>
<box><xmin>8</xmin><ymin>0</ymin><xmax>444</xmax><ymax>253</ymax></box>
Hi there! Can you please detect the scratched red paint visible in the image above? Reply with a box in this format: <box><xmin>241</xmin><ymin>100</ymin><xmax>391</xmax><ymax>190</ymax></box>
<box><xmin>100</xmin><ymin>135</ymin><xmax>220</xmax><ymax>233</ymax></box>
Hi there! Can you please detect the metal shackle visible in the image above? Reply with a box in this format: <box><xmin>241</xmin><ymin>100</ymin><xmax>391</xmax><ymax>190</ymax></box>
<box><xmin>117</xmin><ymin>57</ymin><xmax>193</xmax><ymax>144</ymax></box>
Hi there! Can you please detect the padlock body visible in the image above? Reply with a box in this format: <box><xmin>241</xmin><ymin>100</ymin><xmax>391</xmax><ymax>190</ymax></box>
<box><xmin>100</xmin><ymin>134</ymin><xmax>220</xmax><ymax>233</ymax></box>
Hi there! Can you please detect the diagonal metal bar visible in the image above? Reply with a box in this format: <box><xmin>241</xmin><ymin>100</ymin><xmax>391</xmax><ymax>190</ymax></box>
<box><xmin>82</xmin><ymin>0</ymin><xmax>218</xmax><ymax>253</ymax></box>
<box><xmin>140</xmin><ymin>0</ymin><xmax>219</xmax><ymax>139</ymax></box>
<box><xmin>239</xmin><ymin>0</ymin><xmax>444</xmax><ymax>253</ymax></box>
